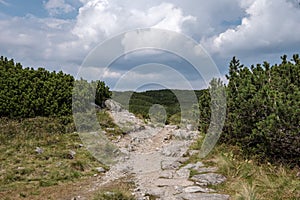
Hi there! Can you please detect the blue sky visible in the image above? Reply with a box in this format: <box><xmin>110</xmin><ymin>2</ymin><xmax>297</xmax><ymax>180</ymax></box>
<box><xmin>0</xmin><ymin>1</ymin><xmax>47</xmax><ymax>17</ymax></box>
<box><xmin>0</xmin><ymin>0</ymin><xmax>300</xmax><ymax>90</ymax></box>
<box><xmin>0</xmin><ymin>0</ymin><xmax>81</xmax><ymax>18</ymax></box>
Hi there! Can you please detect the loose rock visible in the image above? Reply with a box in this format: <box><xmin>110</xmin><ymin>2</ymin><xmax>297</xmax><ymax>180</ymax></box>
<box><xmin>192</xmin><ymin>173</ymin><xmax>227</xmax><ymax>186</ymax></box>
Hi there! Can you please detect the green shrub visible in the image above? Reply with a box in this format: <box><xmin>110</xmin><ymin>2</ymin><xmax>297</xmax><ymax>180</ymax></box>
<box><xmin>199</xmin><ymin>55</ymin><xmax>300</xmax><ymax>166</ymax></box>
<box><xmin>0</xmin><ymin>56</ymin><xmax>111</xmax><ymax>119</ymax></box>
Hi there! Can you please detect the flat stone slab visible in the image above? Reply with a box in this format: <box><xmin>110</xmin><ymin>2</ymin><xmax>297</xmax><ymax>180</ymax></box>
<box><xmin>182</xmin><ymin>161</ymin><xmax>204</xmax><ymax>170</ymax></box>
<box><xmin>177</xmin><ymin>193</ymin><xmax>230</xmax><ymax>200</ymax></box>
<box><xmin>154</xmin><ymin>178</ymin><xmax>194</xmax><ymax>187</ymax></box>
<box><xmin>183</xmin><ymin>186</ymin><xmax>216</xmax><ymax>193</ymax></box>
<box><xmin>159</xmin><ymin>170</ymin><xmax>174</xmax><ymax>179</ymax></box>
<box><xmin>161</xmin><ymin>160</ymin><xmax>181</xmax><ymax>170</ymax></box>
<box><xmin>175</xmin><ymin>168</ymin><xmax>190</xmax><ymax>179</ymax></box>
<box><xmin>192</xmin><ymin>173</ymin><xmax>227</xmax><ymax>186</ymax></box>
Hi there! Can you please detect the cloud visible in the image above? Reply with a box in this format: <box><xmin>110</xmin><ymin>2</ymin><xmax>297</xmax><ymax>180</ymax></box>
<box><xmin>0</xmin><ymin>15</ymin><xmax>83</xmax><ymax>74</ymax></box>
<box><xmin>72</xmin><ymin>1</ymin><xmax>197</xmax><ymax>43</ymax></box>
<box><xmin>204</xmin><ymin>0</ymin><xmax>300</xmax><ymax>57</ymax></box>
<box><xmin>1</xmin><ymin>0</ymin><xmax>300</xmax><ymax>90</ymax></box>
<box><xmin>44</xmin><ymin>0</ymin><xmax>75</xmax><ymax>16</ymax></box>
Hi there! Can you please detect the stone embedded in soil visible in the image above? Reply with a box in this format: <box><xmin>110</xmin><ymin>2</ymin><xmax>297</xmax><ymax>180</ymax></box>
<box><xmin>177</xmin><ymin>193</ymin><xmax>230</xmax><ymax>200</ymax></box>
<box><xmin>182</xmin><ymin>161</ymin><xmax>204</xmax><ymax>170</ymax></box>
<box><xmin>191</xmin><ymin>173</ymin><xmax>227</xmax><ymax>186</ymax></box>
<box><xmin>154</xmin><ymin>178</ymin><xmax>194</xmax><ymax>187</ymax></box>
<box><xmin>95</xmin><ymin>167</ymin><xmax>106</xmax><ymax>173</ymax></box>
<box><xmin>161</xmin><ymin>160</ymin><xmax>181</xmax><ymax>170</ymax></box>
<box><xmin>175</xmin><ymin>168</ymin><xmax>190</xmax><ymax>179</ymax></box>
<box><xmin>159</xmin><ymin>170</ymin><xmax>174</xmax><ymax>179</ymax></box>
<box><xmin>183</xmin><ymin>186</ymin><xmax>216</xmax><ymax>193</ymax></box>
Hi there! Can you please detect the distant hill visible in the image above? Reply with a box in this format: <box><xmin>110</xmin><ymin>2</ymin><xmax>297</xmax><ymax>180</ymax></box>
<box><xmin>112</xmin><ymin>89</ymin><xmax>207</xmax><ymax>124</ymax></box>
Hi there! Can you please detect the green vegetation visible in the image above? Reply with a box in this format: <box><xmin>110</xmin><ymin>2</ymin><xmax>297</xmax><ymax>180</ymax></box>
<box><xmin>0</xmin><ymin>56</ymin><xmax>111</xmax><ymax>119</ymax></box>
<box><xmin>1</xmin><ymin>54</ymin><xmax>299</xmax><ymax>199</ymax></box>
<box><xmin>113</xmin><ymin>89</ymin><xmax>206</xmax><ymax>124</ymax></box>
<box><xmin>0</xmin><ymin>118</ymin><xmax>96</xmax><ymax>191</ymax></box>
<box><xmin>0</xmin><ymin>56</ymin><xmax>74</xmax><ymax>118</ymax></box>
<box><xmin>0</xmin><ymin>56</ymin><xmax>116</xmax><ymax>198</ymax></box>
<box><xmin>199</xmin><ymin>54</ymin><xmax>300</xmax><ymax>166</ymax></box>
<box><xmin>0</xmin><ymin>110</ymin><xmax>120</xmax><ymax>199</ymax></box>
<box><xmin>93</xmin><ymin>177</ymin><xmax>135</xmax><ymax>200</ymax></box>
<box><xmin>189</xmin><ymin>137</ymin><xmax>300</xmax><ymax>200</ymax></box>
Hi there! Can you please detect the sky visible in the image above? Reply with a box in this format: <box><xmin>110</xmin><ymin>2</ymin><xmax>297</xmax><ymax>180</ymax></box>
<box><xmin>0</xmin><ymin>0</ymin><xmax>300</xmax><ymax>91</ymax></box>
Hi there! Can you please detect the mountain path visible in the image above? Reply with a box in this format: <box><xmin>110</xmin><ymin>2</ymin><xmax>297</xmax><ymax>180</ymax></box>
<box><xmin>73</xmin><ymin>100</ymin><xmax>230</xmax><ymax>200</ymax></box>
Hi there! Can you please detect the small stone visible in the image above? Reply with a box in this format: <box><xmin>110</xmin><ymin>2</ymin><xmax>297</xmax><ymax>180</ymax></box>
<box><xmin>189</xmin><ymin>150</ymin><xmax>200</xmax><ymax>156</ymax></box>
<box><xmin>95</xmin><ymin>167</ymin><xmax>106</xmax><ymax>173</ymax></box>
<box><xmin>68</xmin><ymin>150</ymin><xmax>76</xmax><ymax>159</ymax></box>
<box><xmin>78</xmin><ymin>144</ymin><xmax>84</xmax><ymax>148</ymax></box>
<box><xmin>35</xmin><ymin>147</ymin><xmax>43</xmax><ymax>154</ymax></box>
<box><xmin>17</xmin><ymin>167</ymin><xmax>25</xmax><ymax>171</ymax></box>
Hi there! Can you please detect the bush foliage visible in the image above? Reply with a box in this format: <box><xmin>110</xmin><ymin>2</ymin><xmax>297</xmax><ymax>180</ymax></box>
<box><xmin>0</xmin><ymin>56</ymin><xmax>111</xmax><ymax>119</ymax></box>
<box><xmin>199</xmin><ymin>54</ymin><xmax>300</xmax><ymax>166</ymax></box>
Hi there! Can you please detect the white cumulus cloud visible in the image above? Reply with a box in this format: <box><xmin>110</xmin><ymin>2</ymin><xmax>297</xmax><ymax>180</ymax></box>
<box><xmin>44</xmin><ymin>0</ymin><xmax>75</xmax><ymax>16</ymax></box>
<box><xmin>72</xmin><ymin>1</ymin><xmax>196</xmax><ymax>45</ymax></box>
<box><xmin>205</xmin><ymin>0</ymin><xmax>300</xmax><ymax>57</ymax></box>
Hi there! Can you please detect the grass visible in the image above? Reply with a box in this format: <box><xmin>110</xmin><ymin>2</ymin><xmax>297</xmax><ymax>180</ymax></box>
<box><xmin>93</xmin><ymin>176</ymin><xmax>135</xmax><ymax>200</ymax></box>
<box><xmin>0</xmin><ymin>111</ymin><xmax>120</xmax><ymax>199</ymax></box>
<box><xmin>189</xmin><ymin>136</ymin><xmax>300</xmax><ymax>200</ymax></box>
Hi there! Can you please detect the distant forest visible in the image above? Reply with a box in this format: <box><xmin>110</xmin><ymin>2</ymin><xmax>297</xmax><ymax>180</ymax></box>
<box><xmin>113</xmin><ymin>89</ymin><xmax>206</xmax><ymax>123</ymax></box>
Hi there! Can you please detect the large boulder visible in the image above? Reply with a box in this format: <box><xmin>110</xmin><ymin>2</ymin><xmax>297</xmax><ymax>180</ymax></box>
<box><xmin>104</xmin><ymin>99</ymin><xmax>123</xmax><ymax>112</ymax></box>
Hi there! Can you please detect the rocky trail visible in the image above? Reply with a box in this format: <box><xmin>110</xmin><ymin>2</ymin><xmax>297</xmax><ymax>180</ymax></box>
<box><xmin>75</xmin><ymin>100</ymin><xmax>230</xmax><ymax>200</ymax></box>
